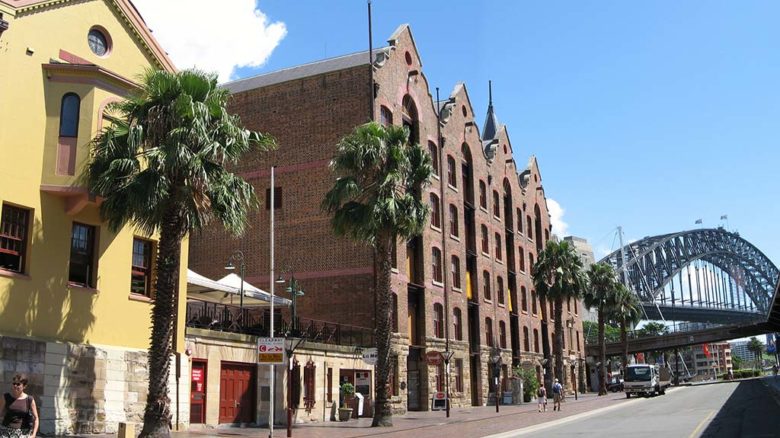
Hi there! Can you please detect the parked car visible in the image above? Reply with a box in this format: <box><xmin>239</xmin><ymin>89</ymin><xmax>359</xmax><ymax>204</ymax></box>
<box><xmin>607</xmin><ymin>376</ymin><xmax>624</xmax><ymax>392</ymax></box>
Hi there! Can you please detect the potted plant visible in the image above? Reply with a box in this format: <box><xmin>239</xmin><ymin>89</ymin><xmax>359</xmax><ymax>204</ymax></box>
<box><xmin>514</xmin><ymin>366</ymin><xmax>540</xmax><ymax>403</ymax></box>
<box><xmin>338</xmin><ymin>382</ymin><xmax>355</xmax><ymax>421</ymax></box>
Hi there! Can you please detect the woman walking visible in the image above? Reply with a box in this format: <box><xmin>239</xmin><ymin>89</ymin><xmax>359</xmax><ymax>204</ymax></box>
<box><xmin>0</xmin><ymin>374</ymin><xmax>38</xmax><ymax>438</ymax></box>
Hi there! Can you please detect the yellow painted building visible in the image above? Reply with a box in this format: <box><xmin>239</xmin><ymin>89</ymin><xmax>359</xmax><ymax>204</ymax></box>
<box><xmin>0</xmin><ymin>0</ymin><xmax>189</xmax><ymax>433</ymax></box>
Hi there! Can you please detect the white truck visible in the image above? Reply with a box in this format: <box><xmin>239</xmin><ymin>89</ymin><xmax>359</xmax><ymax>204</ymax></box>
<box><xmin>623</xmin><ymin>364</ymin><xmax>672</xmax><ymax>398</ymax></box>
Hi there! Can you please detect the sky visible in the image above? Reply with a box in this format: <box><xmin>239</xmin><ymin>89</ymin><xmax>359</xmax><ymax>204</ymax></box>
<box><xmin>133</xmin><ymin>0</ymin><xmax>780</xmax><ymax>267</ymax></box>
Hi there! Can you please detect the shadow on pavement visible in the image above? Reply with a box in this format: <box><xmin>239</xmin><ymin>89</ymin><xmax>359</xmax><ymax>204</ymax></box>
<box><xmin>700</xmin><ymin>378</ymin><xmax>778</xmax><ymax>437</ymax></box>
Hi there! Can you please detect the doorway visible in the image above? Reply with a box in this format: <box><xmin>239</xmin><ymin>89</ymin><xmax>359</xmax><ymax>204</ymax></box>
<box><xmin>219</xmin><ymin>362</ymin><xmax>256</xmax><ymax>424</ymax></box>
<box><xmin>190</xmin><ymin>360</ymin><xmax>207</xmax><ymax>424</ymax></box>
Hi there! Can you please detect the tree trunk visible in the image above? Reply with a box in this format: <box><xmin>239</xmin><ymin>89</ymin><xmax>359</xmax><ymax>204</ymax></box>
<box><xmin>554</xmin><ymin>296</ymin><xmax>564</xmax><ymax>386</ymax></box>
<box><xmin>372</xmin><ymin>233</ymin><xmax>394</xmax><ymax>427</ymax></box>
<box><xmin>140</xmin><ymin>210</ymin><xmax>186</xmax><ymax>438</ymax></box>
<box><xmin>621</xmin><ymin>317</ymin><xmax>628</xmax><ymax>376</ymax></box>
<box><xmin>597</xmin><ymin>307</ymin><xmax>607</xmax><ymax>396</ymax></box>
<box><xmin>539</xmin><ymin>294</ymin><xmax>552</xmax><ymax>394</ymax></box>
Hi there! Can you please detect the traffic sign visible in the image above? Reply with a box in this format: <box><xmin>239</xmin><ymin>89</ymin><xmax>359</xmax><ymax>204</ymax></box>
<box><xmin>258</xmin><ymin>337</ymin><xmax>285</xmax><ymax>364</ymax></box>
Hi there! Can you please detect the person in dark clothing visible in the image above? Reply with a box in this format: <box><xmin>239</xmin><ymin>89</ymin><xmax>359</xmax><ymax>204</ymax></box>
<box><xmin>0</xmin><ymin>374</ymin><xmax>38</xmax><ymax>438</ymax></box>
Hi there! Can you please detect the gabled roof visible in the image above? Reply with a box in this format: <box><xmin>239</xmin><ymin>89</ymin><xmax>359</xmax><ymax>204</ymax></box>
<box><xmin>2</xmin><ymin>0</ymin><xmax>175</xmax><ymax>71</ymax></box>
<box><xmin>223</xmin><ymin>48</ymin><xmax>391</xmax><ymax>93</ymax></box>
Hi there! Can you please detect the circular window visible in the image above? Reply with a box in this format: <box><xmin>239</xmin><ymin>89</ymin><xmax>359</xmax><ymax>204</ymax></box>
<box><xmin>88</xmin><ymin>28</ymin><xmax>111</xmax><ymax>57</ymax></box>
<box><xmin>405</xmin><ymin>51</ymin><xmax>413</xmax><ymax>66</ymax></box>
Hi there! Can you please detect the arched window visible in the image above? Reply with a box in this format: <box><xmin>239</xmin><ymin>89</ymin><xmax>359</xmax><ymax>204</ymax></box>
<box><xmin>380</xmin><ymin>105</ymin><xmax>393</xmax><ymax>127</ymax></box>
<box><xmin>521</xmin><ymin>286</ymin><xmax>528</xmax><ymax>312</ymax></box>
<box><xmin>59</xmin><ymin>93</ymin><xmax>81</xmax><ymax>137</ymax></box>
<box><xmin>433</xmin><ymin>303</ymin><xmax>444</xmax><ymax>338</ymax></box>
<box><xmin>428</xmin><ymin>142</ymin><xmax>439</xmax><ymax>176</ymax></box>
<box><xmin>451</xmin><ymin>255</ymin><xmax>461</xmax><ymax>289</ymax></box>
<box><xmin>523</xmin><ymin>327</ymin><xmax>530</xmax><ymax>351</ymax></box>
<box><xmin>485</xmin><ymin>318</ymin><xmax>494</xmax><ymax>347</ymax></box>
<box><xmin>479</xmin><ymin>181</ymin><xmax>487</xmax><ymax>209</ymax></box>
<box><xmin>430</xmin><ymin>194</ymin><xmax>441</xmax><ymax>228</ymax></box>
<box><xmin>449</xmin><ymin>204</ymin><xmax>459</xmax><ymax>237</ymax></box>
<box><xmin>447</xmin><ymin>156</ymin><xmax>457</xmax><ymax>187</ymax></box>
<box><xmin>483</xmin><ymin>271</ymin><xmax>491</xmax><ymax>300</ymax></box>
<box><xmin>492</xmin><ymin>191</ymin><xmax>500</xmax><ymax>217</ymax></box>
<box><xmin>529</xmin><ymin>253</ymin><xmax>534</xmax><ymax>274</ymax></box>
<box><xmin>531</xmin><ymin>290</ymin><xmax>538</xmax><ymax>314</ymax></box>
<box><xmin>402</xmin><ymin>95</ymin><xmax>419</xmax><ymax>144</ymax></box>
<box><xmin>453</xmin><ymin>308</ymin><xmax>463</xmax><ymax>341</ymax></box>
<box><xmin>432</xmin><ymin>247</ymin><xmax>442</xmax><ymax>283</ymax></box>
<box><xmin>481</xmin><ymin>225</ymin><xmax>489</xmax><ymax>254</ymax></box>
<box><xmin>517</xmin><ymin>208</ymin><xmax>523</xmax><ymax>233</ymax></box>
<box><xmin>499</xmin><ymin>321</ymin><xmax>507</xmax><ymax>349</ymax></box>
<box><xmin>495</xmin><ymin>233</ymin><xmax>502</xmax><ymax>260</ymax></box>
<box><xmin>497</xmin><ymin>276</ymin><xmax>504</xmax><ymax>305</ymax></box>
<box><xmin>519</xmin><ymin>249</ymin><xmax>525</xmax><ymax>273</ymax></box>
<box><xmin>527</xmin><ymin>216</ymin><xmax>533</xmax><ymax>240</ymax></box>
<box><xmin>533</xmin><ymin>329</ymin><xmax>540</xmax><ymax>352</ymax></box>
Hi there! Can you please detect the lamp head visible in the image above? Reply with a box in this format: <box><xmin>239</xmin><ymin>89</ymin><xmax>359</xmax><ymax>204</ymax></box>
<box><xmin>224</xmin><ymin>260</ymin><xmax>235</xmax><ymax>271</ymax></box>
<box><xmin>275</xmin><ymin>275</ymin><xmax>286</xmax><ymax>284</ymax></box>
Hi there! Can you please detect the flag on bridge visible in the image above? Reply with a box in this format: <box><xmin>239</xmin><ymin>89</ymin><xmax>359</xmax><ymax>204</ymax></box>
<box><xmin>720</xmin><ymin>215</ymin><xmax>728</xmax><ymax>220</ymax></box>
<box><xmin>695</xmin><ymin>219</ymin><xmax>703</xmax><ymax>224</ymax></box>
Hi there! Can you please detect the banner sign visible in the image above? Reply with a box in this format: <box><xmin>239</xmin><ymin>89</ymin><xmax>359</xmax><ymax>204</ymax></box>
<box><xmin>258</xmin><ymin>337</ymin><xmax>285</xmax><ymax>364</ymax></box>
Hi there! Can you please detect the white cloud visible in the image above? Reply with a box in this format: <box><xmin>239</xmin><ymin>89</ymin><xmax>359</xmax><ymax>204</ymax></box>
<box><xmin>547</xmin><ymin>198</ymin><xmax>568</xmax><ymax>238</ymax></box>
<box><xmin>132</xmin><ymin>0</ymin><xmax>287</xmax><ymax>82</ymax></box>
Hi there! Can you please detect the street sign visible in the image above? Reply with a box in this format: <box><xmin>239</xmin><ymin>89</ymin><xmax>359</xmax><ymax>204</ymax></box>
<box><xmin>426</xmin><ymin>351</ymin><xmax>443</xmax><ymax>366</ymax></box>
<box><xmin>431</xmin><ymin>392</ymin><xmax>447</xmax><ymax>410</ymax></box>
<box><xmin>258</xmin><ymin>337</ymin><xmax>285</xmax><ymax>364</ymax></box>
<box><xmin>362</xmin><ymin>348</ymin><xmax>378</xmax><ymax>365</ymax></box>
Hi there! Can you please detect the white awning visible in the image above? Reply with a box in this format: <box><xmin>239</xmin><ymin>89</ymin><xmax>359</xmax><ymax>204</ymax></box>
<box><xmin>187</xmin><ymin>269</ymin><xmax>291</xmax><ymax>308</ymax></box>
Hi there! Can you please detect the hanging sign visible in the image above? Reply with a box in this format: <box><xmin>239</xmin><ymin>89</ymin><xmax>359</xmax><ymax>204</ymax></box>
<box><xmin>426</xmin><ymin>351</ymin><xmax>443</xmax><ymax>366</ymax></box>
<box><xmin>257</xmin><ymin>337</ymin><xmax>285</xmax><ymax>364</ymax></box>
<box><xmin>362</xmin><ymin>348</ymin><xmax>378</xmax><ymax>365</ymax></box>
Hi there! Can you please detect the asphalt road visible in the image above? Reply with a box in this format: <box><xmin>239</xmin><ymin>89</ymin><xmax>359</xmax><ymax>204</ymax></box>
<box><xmin>488</xmin><ymin>381</ymin><xmax>777</xmax><ymax>438</ymax></box>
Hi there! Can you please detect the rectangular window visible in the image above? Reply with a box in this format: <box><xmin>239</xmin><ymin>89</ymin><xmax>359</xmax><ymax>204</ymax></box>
<box><xmin>327</xmin><ymin>368</ymin><xmax>333</xmax><ymax>402</ymax></box>
<box><xmin>131</xmin><ymin>238</ymin><xmax>154</xmax><ymax>297</ymax></box>
<box><xmin>265</xmin><ymin>187</ymin><xmax>282</xmax><ymax>210</ymax></box>
<box><xmin>451</xmin><ymin>256</ymin><xmax>461</xmax><ymax>289</ymax></box>
<box><xmin>68</xmin><ymin>223</ymin><xmax>97</xmax><ymax>288</ymax></box>
<box><xmin>436</xmin><ymin>362</ymin><xmax>445</xmax><ymax>392</ymax></box>
<box><xmin>0</xmin><ymin>204</ymin><xmax>30</xmax><ymax>273</ymax></box>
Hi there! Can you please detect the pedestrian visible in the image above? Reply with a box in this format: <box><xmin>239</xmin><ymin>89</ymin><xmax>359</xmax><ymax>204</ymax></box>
<box><xmin>552</xmin><ymin>378</ymin><xmax>563</xmax><ymax>411</ymax></box>
<box><xmin>727</xmin><ymin>368</ymin><xmax>733</xmax><ymax>380</ymax></box>
<box><xmin>536</xmin><ymin>385</ymin><xmax>547</xmax><ymax>412</ymax></box>
<box><xmin>0</xmin><ymin>374</ymin><xmax>38</xmax><ymax>438</ymax></box>
<box><xmin>773</xmin><ymin>364</ymin><xmax>778</xmax><ymax>377</ymax></box>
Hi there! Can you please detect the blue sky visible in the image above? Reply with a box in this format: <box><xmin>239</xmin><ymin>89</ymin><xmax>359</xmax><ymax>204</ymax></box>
<box><xmin>136</xmin><ymin>0</ymin><xmax>780</xmax><ymax>267</ymax></box>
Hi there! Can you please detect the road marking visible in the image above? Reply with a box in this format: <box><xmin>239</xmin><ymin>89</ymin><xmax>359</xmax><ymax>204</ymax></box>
<box><xmin>482</xmin><ymin>393</ymin><xmax>656</xmax><ymax>438</ymax></box>
<box><xmin>688</xmin><ymin>409</ymin><xmax>715</xmax><ymax>438</ymax></box>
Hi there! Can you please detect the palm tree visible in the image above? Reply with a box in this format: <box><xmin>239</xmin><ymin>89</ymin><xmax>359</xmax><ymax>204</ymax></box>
<box><xmin>611</xmin><ymin>285</ymin><xmax>642</xmax><ymax>376</ymax></box>
<box><xmin>85</xmin><ymin>69</ymin><xmax>274</xmax><ymax>438</ymax></box>
<box><xmin>747</xmin><ymin>337</ymin><xmax>764</xmax><ymax>370</ymax></box>
<box><xmin>532</xmin><ymin>239</ymin><xmax>585</xmax><ymax>392</ymax></box>
<box><xmin>637</xmin><ymin>321</ymin><xmax>669</xmax><ymax>337</ymax></box>
<box><xmin>582</xmin><ymin>262</ymin><xmax>620</xmax><ymax>395</ymax></box>
<box><xmin>322</xmin><ymin>121</ymin><xmax>432</xmax><ymax>427</ymax></box>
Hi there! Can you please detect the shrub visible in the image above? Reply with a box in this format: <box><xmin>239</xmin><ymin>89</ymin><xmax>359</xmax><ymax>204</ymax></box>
<box><xmin>514</xmin><ymin>366</ymin><xmax>539</xmax><ymax>400</ymax></box>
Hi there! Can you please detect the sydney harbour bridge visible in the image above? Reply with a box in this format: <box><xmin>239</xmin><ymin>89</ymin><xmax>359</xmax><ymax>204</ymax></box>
<box><xmin>589</xmin><ymin>228</ymin><xmax>780</xmax><ymax>355</ymax></box>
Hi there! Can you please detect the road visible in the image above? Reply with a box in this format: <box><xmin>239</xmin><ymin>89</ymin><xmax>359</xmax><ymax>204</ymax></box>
<box><xmin>487</xmin><ymin>379</ymin><xmax>780</xmax><ymax>438</ymax></box>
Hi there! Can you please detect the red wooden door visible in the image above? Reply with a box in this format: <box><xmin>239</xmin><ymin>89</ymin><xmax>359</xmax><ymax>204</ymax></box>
<box><xmin>190</xmin><ymin>360</ymin><xmax>207</xmax><ymax>424</ymax></box>
<box><xmin>219</xmin><ymin>363</ymin><xmax>256</xmax><ymax>424</ymax></box>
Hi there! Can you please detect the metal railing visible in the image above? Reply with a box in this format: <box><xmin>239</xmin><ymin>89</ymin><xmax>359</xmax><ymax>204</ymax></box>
<box><xmin>185</xmin><ymin>300</ymin><xmax>374</xmax><ymax>347</ymax></box>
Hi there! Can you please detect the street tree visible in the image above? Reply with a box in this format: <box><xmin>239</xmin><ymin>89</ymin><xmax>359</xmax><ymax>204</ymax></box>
<box><xmin>322</xmin><ymin>121</ymin><xmax>432</xmax><ymax>427</ymax></box>
<box><xmin>610</xmin><ymin>284</ymin><xmax>642</xmax><ymax>373</ymax></box>
<box><xmin>582</xmin><ymin>262</ymin><xmax>620</xmax><ymax>395</ymax></box>
<box><xmin>533</xmin><ymin>239</ymin><xmax>585</xmax><ymax>392</ymax></box>
<box><xmin>637</xmin><ymin>321</ymin><xmax>669</xmax><ymax>338</ymax></box>
<box><xmin>747</xmin><ymin>337</ymin><xmax>764</xmax><ymax>370</ymax></box>
<box><xmin>85</xmin><ymin>69</ymin><xmax>274</xmax><ymax>437</ymax></box>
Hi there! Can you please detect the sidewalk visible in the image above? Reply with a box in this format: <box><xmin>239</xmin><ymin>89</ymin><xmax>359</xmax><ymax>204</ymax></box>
<box><xmin>174</xmin><ymin>391</ymin><xmax>633</xmax><ymax>438</ymax></box>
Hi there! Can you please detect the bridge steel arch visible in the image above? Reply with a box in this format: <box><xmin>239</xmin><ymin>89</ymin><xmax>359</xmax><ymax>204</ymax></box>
<box><xmin>600</xmin><ymin>228</ymin><xmax>779</xmax><ymax>315</ymax></box>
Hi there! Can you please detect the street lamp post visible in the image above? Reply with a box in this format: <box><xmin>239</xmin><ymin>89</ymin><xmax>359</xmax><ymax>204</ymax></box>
<box><xmin>276</xmin><ymin>271</ymin><xmax>305</xmax><ymax>336</ymax></box>
<box><xmin>490</xmin><ymin>347</ymin><xmax>502</xmax><ymax>413</ymax></box>
<box><xmin>225</xmin><ymin>250</ymin><xmax>246</xmax><ymax>328</ymax></box>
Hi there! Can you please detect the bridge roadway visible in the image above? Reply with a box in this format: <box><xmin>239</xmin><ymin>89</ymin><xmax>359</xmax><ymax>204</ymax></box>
<box><xmin>585</xmin><ymin>320</ymin><xmax>775</xmax><ymax>357</ymax></box>
<box><xmin>641</xmin><ymin>303</ymin><xmax>762</xmax><ymax>324</ymax></box>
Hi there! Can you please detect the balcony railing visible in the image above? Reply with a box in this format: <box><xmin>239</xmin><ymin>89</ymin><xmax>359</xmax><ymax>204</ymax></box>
<box><xmin>185</xmin><ymin>300</ymin><xmax>374</xmax><ymax>347</ymax></box>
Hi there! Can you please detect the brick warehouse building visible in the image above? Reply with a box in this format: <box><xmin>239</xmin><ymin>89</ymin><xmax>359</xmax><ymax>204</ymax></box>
<box><xmin>189</xmin><ymin>25</ymin><xmax>585</xmax><ymax>413</ymax></box>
